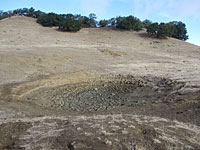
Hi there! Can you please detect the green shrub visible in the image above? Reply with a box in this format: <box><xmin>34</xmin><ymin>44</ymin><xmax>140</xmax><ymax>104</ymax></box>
<box><xmin>146</xmin><ymin>23</ymin><xmax>159</xmax><ymax>35</ymax></box>
<box><xmin>99</xmin><ymin>19</ymin><xmax>108</xmax><ymax>27</ymax></box>
<box><xmin>89</xmin><ymin>13</ymin><xmax>97</xmax><ymax>27</ymax></box>
<box><xmin>37</xmin><ymin>13</ymin><xmax>61</xmax><ymax>27</ymax></box>
<box><xmin>157</xmin><ymin>23</ymin><xmax>169</xmax><ymax>38</ymax></box>
<box><xmin>142</xmin><ymin>19</ymin><xmax>152</xmax><ymax>29</ymax></box>
<box><xmin>78</xmin><ymin>16</ymin><xmax>91</xmax><ymax>28</ymax></box>
<box><xmin>59</xmin><ymin>18</ymin><xmax>81</xmax><ymax>32</ymax></box>
<box><xmin>108</xmin><ymin>18</ymin><xmax>116</xmax><ymax>27</ymax></box>
<box><xmin>0</xmin><ymin>7</ymin><xmax>189</xmax><ymax>38</ymax></box>
<box><xmin>116</xmin><ymin>16</ymin><xmax>143</xmax><ymax>31</ymax></box>
<box><xmin>147</xmin><ymin>22</ymin><xmax>188</xmax><ymax>40</ymax></box>
<box><xmin>171</xmin><ymin>21</ymin><xmax>188</xmax><ymax>41</ymax></box>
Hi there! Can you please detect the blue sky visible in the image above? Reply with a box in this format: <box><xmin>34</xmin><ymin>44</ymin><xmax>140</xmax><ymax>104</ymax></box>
<box><xmin>1</xmin><ymin>0</ymin><xmax>200</xmax><ymax>46</ymax></box>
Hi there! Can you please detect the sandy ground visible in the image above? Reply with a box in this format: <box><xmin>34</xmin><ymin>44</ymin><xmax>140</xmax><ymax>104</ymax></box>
<box><xmin>0</xmin><ymin>16</ymin><xmax>200</xmax><ymax>150</ymax></box>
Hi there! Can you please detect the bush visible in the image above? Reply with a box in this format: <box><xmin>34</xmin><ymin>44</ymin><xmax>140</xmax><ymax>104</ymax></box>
<box><xmin>108</xmin><ymin>18</ymin><xmax>116</xmax><ymax>27</ymax></box>
<box><xmin>99</xmin><ymin>19</ymin><xmax>108</xmax><ymax>27</ymax></box>
<box><xmin>34</xmin><ymin>10</ymin><xmax>44</xmax><ymax>18</ymax></box>
<box><xmin>77</xmin><ymin>16</ymin><xmax>91</xmax><ymax>28</ymax></box>
<box><xmin>171</xmin><ymin>21</ymin><xmax>188</xmax><ymax>41</ymax></box>
<box><xmin>146</xmin><ymin>23</ymin><xmax>159</xmax><ymax>35</ymax></box>
<box><xmin>59</xmin><ymin>18</ymin><xmax>81</xmax><ymax>32</ymax></box>
<box><xmin>89</xmin><ymin>13</ymin><xmax>97</xmax><ymax>27</ymax></box>
<box><xmin>37</xmin><ymin>13</ymin><xmax>61</xmax><ymax>27</ymax></box>
<box><xmin>147</xmin><ymin>22</ymin><xmax>188</xmax><ymax>40</ymax></box>
<box><xmin>116</xmin><ymin>16</ymin><xmax>143</xmax><ymax>31</ymax></box>
<box><xmin>26</xmin><ymin>7</ymin><xmax>35</xmax><ymax>17</ymax></box>
<box><xmin>0</xmin><ymin>7</ymin><xmax>189</xmax><ymax>37</ymax></box>
<box><xmin>165</xmin><ymin>22</ymin><xmax>177</xmax><ymax>37</ymax></box>
<box><xmin>157</xmin><ymin>23</ymin><xmax>169</xmax><ymax>38</ymax></box>
<box><xmin>142</xmin><ymin>19</ymin><xmax>152</xmax><ymax>29</ymax></box>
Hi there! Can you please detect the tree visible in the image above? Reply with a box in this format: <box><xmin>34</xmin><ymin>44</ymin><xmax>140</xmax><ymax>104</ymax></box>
<box><xmin>172</xmin><ymin>21</ymin><xmax>188</xmax><ymax>41</ymax></box>
<box><xmin>165</xmin><ymin>22</ymin><xmax>177</xmax><ymax>37</ymax></box>
<box><xmin>13</xmin><ymin>9</ymin><xmax>22</xmax><ymax>15</ymax></box>
<box><xmin>7</xmin><ymin>11</ymin><xmax>13</xmax><ymax>17</ymax></box>
<box><xmin>89</xmin><ymin>13</ymin><xmax>97</xmax><ymax>27</ymax></box>
<box><xmin>89</xmin><ymin>13</ymin><xmax>97</xmax><ymax>20</ymax></box>
<box><xmin>59</xmin><ymin>17</ymin><xmax>81</xmax><ymax>32</ymax></box>
<box><xmin>116</xmin><ymin>16</ymin><xmax>143</xmax><ymax>31</ymax></box>
<box><xmin>0</xmin><ymin>7</ymin><xmax>189</xmax><ymax>38</ymax></box>
<box><xmin>108</xmin><ymin>18</ymin><xmax>116</xmax><ymax>27</ymax></box>
<box><xmin>157</xmin><ymin>23</ymin><xmax>169</xmax><ymax>38</ymax></box>
<box><xmin>78</xmin><ymin>16</ymin><xmax>90</xmax><ymax>28</ymax></box>
<box><xmin>0</xmin><ymin>10</ymin><xmax>4</xmax><ymax>20</ymax></box>
<box><xmin>37</xmin><ymin>13</ymin><xmax>61</xmax><ymax>27</ymax></box>
<box><xmin>21</xmin><ymin>8</ymin><xmax>29</xmax><ymax>15</ymax></box>
<box><xmin>146</xmin><ymin>23</ymin><xmax>159</xmax><ymax>35</ymax></box>
<box><xmin>146</xmin><ymin>21</ymin><xmax>188</xmax><ymax>40</ymax></box>
<box><xmin>34</xmin><ymin>10</ymin><xmax>44</xmax><ymax>18</ymax></box>
<box><xmin>2</xmin><ymin>12</ymin><xmax>9</xmax><ymax>18</ymax></box>
<box><xmin>27</xmin><ymin>7</ymin><xmax>35</xmax><ymax>17</ymax></box>
<box><xmin>134</xmin><ymin>20</ymin><xmax>143</xmax><ymax>31</ymax></box>
<box><xmin>142</xmin><ymin>19</ymin><xmax>152</xmax><ymax>29</ymax></box>
<box><xmin>99</xmin><ymin>19</ymin><xmax>108</xmax><ymax>27</ymax></box>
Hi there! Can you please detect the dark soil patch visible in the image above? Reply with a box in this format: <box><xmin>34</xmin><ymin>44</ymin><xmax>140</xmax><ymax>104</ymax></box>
<box><xmin>0</xmin><ymin>121</ymin><xmax>32</xmax><ymax>150</ymax></box>
<box><xmin>28</xmin><ymin>117</ymin><xmax>168</xmax><ymax>150</ymax></box>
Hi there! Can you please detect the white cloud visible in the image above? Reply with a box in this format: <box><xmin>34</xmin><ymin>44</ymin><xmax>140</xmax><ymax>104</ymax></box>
<box><xmin>79</xmin><ymin>0</ymin><xmax>200</xmax><ymax>22</ymax></box>
<box><xmin>178</xmin><ymin>0</ymin><xmax>200</xmax><ymax>20</ymax></box>
<box><xmin>81</xmin><ymin>0</ymin><xmax>110</xmax><ymax>15</ymax></box>
<box><xmin>133</xmin><ymin>0</ymin><xmax>166</xmax><ymax>19</ymax></box>
<box><xmin>80</xmin><ymin>0</ymin><xmax>128</xmax><ymax>17</ymax></box>
<box><xmin>132</xmin><ymin>0</ymin><xmax>200</xmax><ymax>21</ymax></box>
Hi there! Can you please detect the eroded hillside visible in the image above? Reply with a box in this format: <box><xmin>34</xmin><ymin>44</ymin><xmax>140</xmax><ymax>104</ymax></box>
<box><xmin>0</xmin><ymin>16</ymin><xmax>200</xmax><ymax>150</ymax></box>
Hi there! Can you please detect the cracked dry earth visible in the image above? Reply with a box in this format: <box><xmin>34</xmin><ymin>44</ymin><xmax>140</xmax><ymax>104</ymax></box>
<box><xmin>0</xmin><ymin>16</ymin><xmax>200</xmax><ymax>150</ymax></box>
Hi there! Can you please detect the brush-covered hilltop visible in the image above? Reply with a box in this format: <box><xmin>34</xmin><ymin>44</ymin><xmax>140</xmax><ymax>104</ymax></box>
<box><xmin>0</xmin><ymin>7</ymin><xmax>188</xmax><ymax>40</ymax></box>
<box><xmin>0</xmin><ymin>16</ymin><xmax>200</xmax><ymax>150</ymax></box>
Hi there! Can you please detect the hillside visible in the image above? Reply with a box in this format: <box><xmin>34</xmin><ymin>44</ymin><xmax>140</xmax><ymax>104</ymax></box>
<box><xmin>0</xmin><ymin>16</ymin><xmax>200</xmax><ymax>150</ymax></box>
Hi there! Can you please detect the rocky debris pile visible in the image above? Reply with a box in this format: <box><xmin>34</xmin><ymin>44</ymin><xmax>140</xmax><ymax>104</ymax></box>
<box><xmin>23</xmin><ymin>75</ymin><xmax>185</xmax><ymax>112</ymax></box>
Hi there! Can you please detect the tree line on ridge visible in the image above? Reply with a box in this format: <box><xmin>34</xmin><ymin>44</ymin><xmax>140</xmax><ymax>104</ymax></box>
<box><xmin>0</xmin><ymin>7</ymin><xmax>188</xmax><ymax>40</ymax></box>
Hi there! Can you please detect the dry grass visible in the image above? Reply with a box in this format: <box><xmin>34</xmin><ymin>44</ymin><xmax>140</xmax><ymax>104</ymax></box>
<box><xmin>100</xmin><ymin>49</ymin><xmax>128</xmax><ymax>56</ymax></box>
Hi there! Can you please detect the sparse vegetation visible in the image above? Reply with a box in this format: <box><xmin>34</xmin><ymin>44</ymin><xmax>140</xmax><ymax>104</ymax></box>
<box><xmin>0</xmin><ymin>7</ymin><xmax>189</xmax><ymax>40</ymax></box>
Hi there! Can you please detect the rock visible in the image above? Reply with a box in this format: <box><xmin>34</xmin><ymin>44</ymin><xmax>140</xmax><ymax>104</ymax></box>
<box><xmin>77</xmin><ymin>127</ymin><xmax>82</xmax><ymax>131</ymax></box>
<box><xmin>97</xmin><ymin>137</ymin><xmax>101</xmax><ymax>140</ymax></box>
<box><xmin>111</xmin><ymin>93</ymin><xmax>115</xmax><ymax>96</ymax></box>
<box><xmin>153</xmin><ymin>139</ymin><xmax>161</xmax><ymax>144</ymax></box>
<box><xmin>104</xmin><ymin>139</ymin><xmax>112</xmax><ymax>146</ymax></box>
<box><xmin>122</xmin><ymin>129</ymin><xmax>128</xmax><ymax>134</ymax></box>
<box><xmin>68</xmin><ymin>142</ymin><xmax>75</xmax><ymax>150</ymax></box>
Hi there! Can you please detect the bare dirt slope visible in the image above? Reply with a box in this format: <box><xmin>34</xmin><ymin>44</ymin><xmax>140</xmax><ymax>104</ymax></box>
<box><xmin>0</xmin><ymin>16</ymin><xmax>200</xmax><ymax>150</ymax></box>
